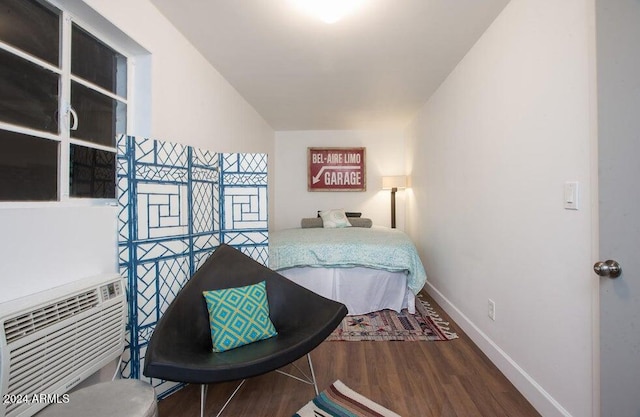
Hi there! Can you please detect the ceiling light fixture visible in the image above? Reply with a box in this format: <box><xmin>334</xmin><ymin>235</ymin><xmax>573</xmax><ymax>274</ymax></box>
<box><xmin>290</xmin><ymin>0</ymin><xmax>365</xmax><ymax>24</ymax></box>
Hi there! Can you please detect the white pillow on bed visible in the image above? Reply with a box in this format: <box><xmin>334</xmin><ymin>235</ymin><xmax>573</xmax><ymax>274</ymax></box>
<box><xmin>319</xmin><ymin>209</ymin><xmax>352</xmax><ymax>228</ymax></box>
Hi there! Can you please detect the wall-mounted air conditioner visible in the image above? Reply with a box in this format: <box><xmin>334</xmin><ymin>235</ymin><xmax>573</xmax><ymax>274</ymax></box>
<box><xmin>0</xmin><ymin>274</ymin><xmax>127</xmax><ymax>417</ymax></box>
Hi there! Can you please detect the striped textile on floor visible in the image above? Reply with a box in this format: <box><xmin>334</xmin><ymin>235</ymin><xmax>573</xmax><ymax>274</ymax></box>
<box><xmin>294</xmin><ymin>380</ymin><xmax>401</xmax><ymax>417</ymax></box>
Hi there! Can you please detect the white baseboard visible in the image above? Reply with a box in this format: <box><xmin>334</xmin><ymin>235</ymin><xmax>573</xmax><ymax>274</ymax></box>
<box><xmin>425</xmin><ymin>282</ymin><xmax>572</xmax><ymax>417</ymax></box>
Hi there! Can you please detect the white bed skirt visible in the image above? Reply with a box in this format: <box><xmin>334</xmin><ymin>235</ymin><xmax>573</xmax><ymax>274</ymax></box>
<box><xmin>278</xmin><ymin>266</ymin><xmax>415</xmax><ymax>315</ymax></box>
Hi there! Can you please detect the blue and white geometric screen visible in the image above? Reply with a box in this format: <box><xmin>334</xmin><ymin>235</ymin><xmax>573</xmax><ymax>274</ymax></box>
<box><xmin>117</xmin><ymin>135</ymin><xmax>268</xmax><ymax>398</ymax></box>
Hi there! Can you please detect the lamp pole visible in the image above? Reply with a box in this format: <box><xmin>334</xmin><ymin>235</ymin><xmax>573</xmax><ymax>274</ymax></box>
<box><xmin>390</xmin><ymin>187</ymin><xmax>397</xmax><ymax>228</ymax></box>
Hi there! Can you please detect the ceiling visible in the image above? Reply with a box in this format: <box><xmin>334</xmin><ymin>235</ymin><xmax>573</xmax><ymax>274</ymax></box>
<box><xmin>150</xmin><ymin>0</ymin><xmax>510</xmax><ymax>131</ymax></box>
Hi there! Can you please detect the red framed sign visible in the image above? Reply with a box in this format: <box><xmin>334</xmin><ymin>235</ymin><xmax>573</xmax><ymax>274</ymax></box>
<box><xmin>307</xmin><ymin>147</ymin><xmax>366</xmax><ymax>191</ymax></box>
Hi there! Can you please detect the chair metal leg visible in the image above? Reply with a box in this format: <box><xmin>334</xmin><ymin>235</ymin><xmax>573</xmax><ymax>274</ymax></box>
<box><xmin>200</xmin><ymin>353</ymin><xmax>316</xmax><ymax>416</ymax></box>
<box><xmin>275</xmin><ymin>352</ymin><xmax>318</xmax><ymax>394</ymax></box>
<box><xmin>200</xmin><ymin>384</ymin><xmax>208</xmax><ymax>417</ymax></box>
<box><xmin>307</xmin><ymin>352</ymin><xmax>319</xmax><ymax>395</ymax></box>
<box><xmin>199</xmin><ymin>380</ymin><xmax>247</xmax><ymax>417</ymax></box>
<box><xmin>214</xmin><ymin>379</ymin><xmax>246</xmax><ymax>417</ymax></box>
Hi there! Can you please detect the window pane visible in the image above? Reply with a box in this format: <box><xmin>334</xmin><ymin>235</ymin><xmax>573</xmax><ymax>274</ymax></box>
<box><xmin>72</xmin><ymin>24</ymin><xmax>127</xmax><ymax>97</ymax></box>
<box><xmin>0</xmin><ymin>130</ymin><xmax>58</xmax><ymax>201</ymax></box>
<box><xmin>69</xmin><ymin>144</ymin><xmax>115</xmax><ymax>199</ymax></box>
<box><xmin>0</xmin><ymin>0</ymin><xmax>60</xmax><ymax>66</ymax></box>
<box><xmin>71</xmin><ymin>81</ymin><xmax>126</xmax><ymax>147</ymax></box>
<box><xmin>0</xmin><ymin>49</ymin><xmax>59</xmax><ymax>133</ymax></box>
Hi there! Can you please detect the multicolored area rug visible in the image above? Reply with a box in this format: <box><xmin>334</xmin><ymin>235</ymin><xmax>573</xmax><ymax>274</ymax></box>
<box><xmin>294</xmin><ymin>380</ymin><xmax>401</xmax><ymax>417</ymax></box>
<box><xmin>327</xmin><ymin>296</ymin><xmax>458</xmax><ymax>341</ymax></box>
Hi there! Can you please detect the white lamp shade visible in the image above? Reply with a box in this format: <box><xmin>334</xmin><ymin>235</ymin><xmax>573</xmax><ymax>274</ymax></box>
<box><xmin>382</xmin><ymin>175</ymin><xmax>407</xmax><ymax>190</ymax></box>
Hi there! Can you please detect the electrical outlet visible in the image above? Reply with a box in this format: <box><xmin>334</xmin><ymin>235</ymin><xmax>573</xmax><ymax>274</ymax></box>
<box><xmin>488</xmin><ymin>299</ymin><xmax>496</xmax><ymax>321</ymax></box>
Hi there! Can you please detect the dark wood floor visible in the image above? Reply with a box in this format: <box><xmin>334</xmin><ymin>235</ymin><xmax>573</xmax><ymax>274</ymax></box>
<box><xmin>157</xmin><ymin>293</ymin><xmax>541</xmax><ymax>417</ymax></box>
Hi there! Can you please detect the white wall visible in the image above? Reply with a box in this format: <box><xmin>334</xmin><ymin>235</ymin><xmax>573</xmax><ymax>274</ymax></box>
<box><xmin>405</xmin><ymin>0</ymin><xmax>595</xmax><ymax>416</ymax></box>
<box><xmin>0</xmin><ymin>205</ymin><xmax>119</xmax><ymax>303</ymax></box>
<box><xmin>83</xmin><ymin>0</ymin><xmax>274</xmax><ymax>154</ymax></box>
<box><xmin>0</xmin><ymin>0</ymin><xmax>274</xmax><ymax>304</ymax></box>
<box><xmin>273</xmin><ymin>130</ymin><xmax>406</xmax><ymax>231</ymax></box>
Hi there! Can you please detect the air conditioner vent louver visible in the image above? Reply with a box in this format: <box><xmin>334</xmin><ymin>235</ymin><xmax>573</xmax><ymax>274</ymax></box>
<box><xmin>3</xmin><ymin>290</ymin><xmax>99</xmax><ymax>345</ymax></box>
<box><xmin>0</xmin><ymin>274</ymin><xmax>126</xmax><ymax>417</ymax></box>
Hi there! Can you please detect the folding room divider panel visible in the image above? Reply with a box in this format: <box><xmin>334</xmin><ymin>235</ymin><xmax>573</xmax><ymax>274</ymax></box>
<box><xmin>116</xmin><ymin>135</ymin><xmax>268</xmax><ymax>397</ymax></box>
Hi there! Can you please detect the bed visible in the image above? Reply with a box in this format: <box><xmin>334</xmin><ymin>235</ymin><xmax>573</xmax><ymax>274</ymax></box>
<box><xmin>268</xmin><ymin>224</ymin><xmax>427</xmax><ymax>315</ymax></box>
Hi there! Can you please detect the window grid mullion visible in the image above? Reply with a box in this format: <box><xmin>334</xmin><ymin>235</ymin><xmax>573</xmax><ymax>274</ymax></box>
<box><xmin>58</xmin><ymin>11</ymin><xmax>72</xmax><ymax>201</ymax></box>
<box><xmin>0</xmin><ymin>121</ymin><xmax>62</xmax><ymax>142</ymax></box>
<box><xmin>69</xmin><ymin>138</ymin><xmax>116</xmax><ymax>153</ymax></box>
<box><xmin>70</xmin><ymin>74</ymin><xmax>128</xmax><ymax>104</ymax></box>
<box><xmin>0</xmin><ymin>41</ymin><xmax>62</xmax><ymax>75</ymax></box>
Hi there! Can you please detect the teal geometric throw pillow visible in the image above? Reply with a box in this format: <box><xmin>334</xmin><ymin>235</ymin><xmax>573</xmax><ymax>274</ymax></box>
<box><xmin>202</xmin><ymin>281</ymin><xmax>278</xmax><ymax>352</ymax></box>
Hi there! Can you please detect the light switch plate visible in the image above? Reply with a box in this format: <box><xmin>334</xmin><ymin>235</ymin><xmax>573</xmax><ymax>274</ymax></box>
<box><xmin>564</xmin><ymin>181</ymin><xmax>579</xmax><ymax>210</ymax></box>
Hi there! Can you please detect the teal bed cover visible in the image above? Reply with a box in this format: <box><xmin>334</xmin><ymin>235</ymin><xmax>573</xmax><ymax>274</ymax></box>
<box><xmin>268</xmin><ymin>226</ymin><xmax>427</xmax><ymax>295</ymax></box>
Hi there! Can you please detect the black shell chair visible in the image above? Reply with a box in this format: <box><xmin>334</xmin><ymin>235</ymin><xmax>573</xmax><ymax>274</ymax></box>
<box><xmin>143</xmin><ymin>243</ymin><xmax>348</xmax><ymax>417</ymax></box>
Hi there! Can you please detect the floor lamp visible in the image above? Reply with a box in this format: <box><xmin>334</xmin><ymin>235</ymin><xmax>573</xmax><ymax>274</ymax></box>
<box><xmin>382</xmin><ymin>176</ymin><xmax>407</xmax><ymax>229</ymax></box>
